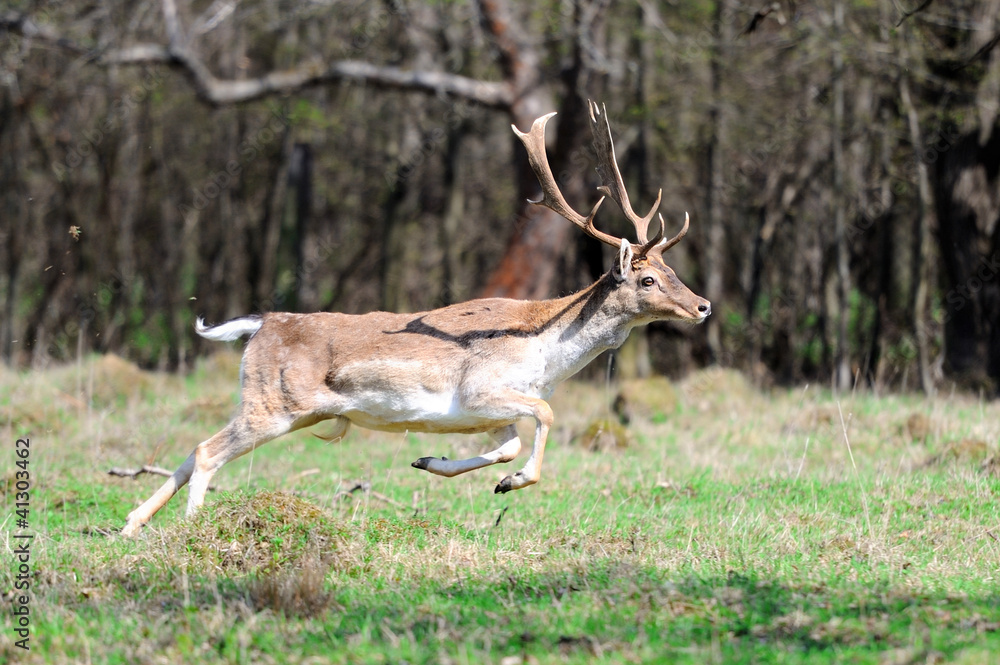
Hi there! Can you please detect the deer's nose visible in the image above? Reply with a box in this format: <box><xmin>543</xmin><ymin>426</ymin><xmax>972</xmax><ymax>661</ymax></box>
<box><xmin>698</xmin><ymin>301</ymin><xmax>711</xmax><ymax>317</ymax></box>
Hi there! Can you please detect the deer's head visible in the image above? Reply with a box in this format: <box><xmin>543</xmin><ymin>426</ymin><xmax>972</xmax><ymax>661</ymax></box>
<box><xmin>514</xmin><ymin>102</ymin><xmax>711</xmax><ymax>324</ymax></box>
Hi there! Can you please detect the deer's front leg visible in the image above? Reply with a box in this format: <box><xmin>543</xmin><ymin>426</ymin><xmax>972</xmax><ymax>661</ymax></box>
<box><xmin>411</xmin><ymin>390</ymin><xmax>554</xmax><ymax>492</ymax></box>
<box><xmin>493</xmin><ymin>396</ymin><xmax>553</xmax><ymax>494</ymax></box>
<box><xmin>411</xmin><ymin>424</ymin><xmax>521</xmax><ymax>477</ymax></box>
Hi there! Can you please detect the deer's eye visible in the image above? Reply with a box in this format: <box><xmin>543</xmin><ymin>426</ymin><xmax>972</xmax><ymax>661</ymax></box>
<box><xmin>641</xmin><ymin>276</ymin><xmax>655</xmax><ymax>287</ymax></box>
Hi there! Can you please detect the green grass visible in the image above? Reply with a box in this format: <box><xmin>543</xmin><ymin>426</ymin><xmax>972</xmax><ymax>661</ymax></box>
<box><xmin>2</xmin><ymin>355</ymin><xmax>1000</xmax><ymax>663</ymax></box>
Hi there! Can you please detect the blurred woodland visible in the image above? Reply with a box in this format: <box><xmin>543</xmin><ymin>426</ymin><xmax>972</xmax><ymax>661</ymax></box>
<box><xmin>2</xmin><ymin>0</ymin><xmax>1000</xmax><ymax>393</ymax></box>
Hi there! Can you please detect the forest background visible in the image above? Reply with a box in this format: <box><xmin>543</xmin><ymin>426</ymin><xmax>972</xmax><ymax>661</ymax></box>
<box><xmin>2</xmin><ymin>0</ymin><xmax>1000</xmax><ymax>395</ymax></box>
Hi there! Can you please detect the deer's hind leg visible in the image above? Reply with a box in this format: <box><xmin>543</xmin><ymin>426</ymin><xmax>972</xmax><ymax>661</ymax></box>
<box><xmin>122</xmin><ymin>406</ymin><xmax>339</xmax><ymax>536</ymax></box>
<box><xmin>185</xmin><ymin>409</ymin><xmax>341</xmax><ymax>517</ymax></box>
<box><xmin>121</xmin><ymin>451</ymin><xmax>197</xmax><ymax>537</ymax></box>
<box><xmin>121</xmin><ymin>413</ymin><xmax>287</xmax><ymax>537</ymax></box>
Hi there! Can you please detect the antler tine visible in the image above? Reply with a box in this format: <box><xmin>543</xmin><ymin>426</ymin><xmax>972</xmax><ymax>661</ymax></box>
<box><xmin>637</xmin><ymin>213</ymin><xmax>666</xmax><ymax>256</ymax></box>
<box><xmin>648</xmin><ymin>212</ymin><xmax>690</xmax><ymax>258</ymax></box>
<box><xmin>588</xmin><ymin>101</ymin><xmax>662</xmax><ymax>247</ymax></box>
<box><xmin>512</xmin><ymin>112</ymin><xmax>620</xmax><ymax>248</ymax></box>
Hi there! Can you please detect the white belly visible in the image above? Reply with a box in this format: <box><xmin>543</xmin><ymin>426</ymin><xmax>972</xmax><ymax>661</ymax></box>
<box><xmin>339</xmin><ymin>387</ymin><xmax>513</xmax><ymax>434</ymax></box>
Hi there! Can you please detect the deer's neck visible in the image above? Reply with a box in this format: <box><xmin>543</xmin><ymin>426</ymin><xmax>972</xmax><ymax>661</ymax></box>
<box><xmin>534</xmin><ymin>274</ymin><xmax>636</xmax><ymax>384</ymax></box>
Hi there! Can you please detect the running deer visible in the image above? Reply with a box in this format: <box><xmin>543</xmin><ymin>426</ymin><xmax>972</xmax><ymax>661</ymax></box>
<box><xmin>121</xmin><ymin>102</ymin><xmax>710</xmax><ymax>536</ymax></box>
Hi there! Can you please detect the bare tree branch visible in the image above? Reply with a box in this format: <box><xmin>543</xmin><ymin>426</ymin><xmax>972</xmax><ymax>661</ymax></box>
<box><xmin>4</xmin><ymin>8</ymin><xmax>513</xmax><ymax>109</ymax></box>
<box><xmin>161</xmin><ymin>0</ymin><xmax>184</xmax><ymax>47</ymax></box>
<box><xmin>106</xmin><ymin>44</ymin><xmax>513</xmax><ymax>107</ymax></box>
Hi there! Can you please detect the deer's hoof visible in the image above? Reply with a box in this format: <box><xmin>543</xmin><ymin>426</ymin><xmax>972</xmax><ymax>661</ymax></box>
<box><xmin>495</xmin><ymin>471</ymin><xmax>535</xmax><ymax>494</ymax></box>
<box><xmin>412</xmin><ymin>456</ymin><xmax>447</xmax><ymax>471</ymax></box>
<box><xmin>121</xmin><ymin>521</ymin><xmax>142</xmax><ymax>538</ymax></box>
<box><xmin>495</xmin><ymin>473</ymin><xmax>520</xmax><ymax>494</ymax></box>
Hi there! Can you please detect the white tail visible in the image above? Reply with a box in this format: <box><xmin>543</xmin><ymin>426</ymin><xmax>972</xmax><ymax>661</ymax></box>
<box><xmin>194</xmin><ymin>316</ymin><xmax>263</xmax><ymax>341</ymax></box>
<box><xmin>121</xmin><ymin>102</ymin><xmax>710</xmax><ymax>536</ymax></box>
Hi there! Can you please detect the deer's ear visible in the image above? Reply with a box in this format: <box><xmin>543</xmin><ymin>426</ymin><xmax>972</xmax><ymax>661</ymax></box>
<box><xmin>613</xmin><ymin>240</ymin><xmax>634</xmax><ymax>282</ymax></box>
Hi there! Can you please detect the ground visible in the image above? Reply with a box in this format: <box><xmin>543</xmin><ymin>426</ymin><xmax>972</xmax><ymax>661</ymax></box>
<box><xmin>1</xmin><ymin>353</ymin><xmax>999</xmax><ymax>664</ymax></box>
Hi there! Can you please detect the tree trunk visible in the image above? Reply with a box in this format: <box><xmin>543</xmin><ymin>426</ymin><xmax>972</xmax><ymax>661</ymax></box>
<box><xmin>290</xmin><ymin>142</ymin><xmax>314</xmax><ymax>310</ymax></box>
<box><xmin>440</xmin><ymin>124</ymin><xmax>468</xmax><ymax>305</ymax></box>
<box><xmin>866</xmin><ymin>104</ymin><xmax>894</xmax><ymax>389</ymax></box>
<box><xmin>478</xmin><ymin>0</ymin><xmax>597</xmax><ymax>300</ymax></box>
<box><xmin>899</xmin><ymin>74</ymin><xmax>936</xmax><ymax>395</ymax></box>
<box><xmin>934</xmin><ymin>128</ymin><xmax>1000</xmax><ymax>392</ymax></box>
<box><xmin>831</xmin><ymin>0</ymin><xmax>851</xmax><ymax>392</ymax></box>
<box><xmin>703</xmin><ymin>0</ymin><xmax>728</xmax><ymax>364</ymax></box>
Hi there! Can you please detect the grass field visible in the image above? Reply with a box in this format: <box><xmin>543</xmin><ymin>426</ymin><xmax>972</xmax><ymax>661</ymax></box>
<box><xmin>2</xmin><ymin>352</ymin><xmax>999</xmax><ymax>664</ymax></box>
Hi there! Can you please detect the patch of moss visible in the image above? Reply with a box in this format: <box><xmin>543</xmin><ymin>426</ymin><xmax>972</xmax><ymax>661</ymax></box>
<box><xmin>578</xmin><ymin>418</ymin><xmax>631</xmax><ymax>451</ymax></box>
<box><xmin>613</xmin><ymin>376</ymin><xmax>679</xmax><ymax>424</ymax></box>
<box><xmin>174</xmin><ymin>490</ymin><xmax>346</xmax><ymax>575</ymax></box>
<box><xmin>922</xmin><ymin>439</ymin><xmax>991</xmax><ymax>468</ymax></box>
<box><xmin>904</xmin><ymin>412</ymin><xmax>932</xmax><ymax>442</ymax></box>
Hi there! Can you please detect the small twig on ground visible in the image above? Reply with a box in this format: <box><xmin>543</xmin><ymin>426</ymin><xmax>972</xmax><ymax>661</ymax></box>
<box><xmin>290</xmin><ymin>468</ymin><xmax>321</xmax><ymax>482</ymax></box>
<box><xmin>110</xmin><ymin>466</ymin><xmax>405</xmax><ymax>509</ymax></box>
<box><xmin>331</xmin><ymin>481</ymin><xmax>407</xmax><ymax>510</ymax></box>
<box><xmin>794</xmin><ymin>436</ymin><xmax>811</xmax><ymax>480</ymax></box>
<box><xmin>107</xmin><ymin>465</ymin><xmax>218</xmax><ymax>492</ymax></box>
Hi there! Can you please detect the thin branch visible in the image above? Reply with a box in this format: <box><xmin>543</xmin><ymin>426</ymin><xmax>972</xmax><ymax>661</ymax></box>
<box><xmin>962</xmin><ymin>30</ymin><xmax>1000</xmax><ymax>69</ymax></box>
<box><xmin>895</xmin><ymin>0</ymin><xmax>933</xmax><ymax>27</ymax></box>
<box><xmin>103</xmin><ymin>44</ymin><xmax>172</xmax><ymax>63</ymax></box>
<box><xmin>739</xmin><ymin>5</ymin><xmax>775</xmax><ymax>38</ymax></box>
<box><xmin>0</xmin><ymin>11</ymin><xmax>88</xmax><ymax>54</ymax></box>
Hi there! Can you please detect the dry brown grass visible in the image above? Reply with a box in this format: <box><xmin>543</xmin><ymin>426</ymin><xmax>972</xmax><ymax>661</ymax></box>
<box><xmin>248</xmin><ymin>557</ymin><xmax>335</xmax><ymax>618</ymax></box>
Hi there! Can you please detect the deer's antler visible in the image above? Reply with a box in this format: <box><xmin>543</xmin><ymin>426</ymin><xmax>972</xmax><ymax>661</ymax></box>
<box><xmin>514</xmin><ymin>103</ymin><xmax>688</xmax><ymax>258</ymax></box>
<box><xmin>587</xmin><ymin>101</ymin><xmax>665</xmax><ymax>255</ymax></box>
<box><xmin>512</xmin><ymin>112</ymin><xmax>619</xmax><ymax>248</ymax></box>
